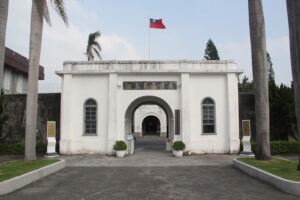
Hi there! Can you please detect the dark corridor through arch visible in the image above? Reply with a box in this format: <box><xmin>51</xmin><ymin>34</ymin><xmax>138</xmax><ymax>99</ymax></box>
<box><xmin>142</xmin><ymin>115</ymin><xmax>161</xmax><ymax>136</ymax></box>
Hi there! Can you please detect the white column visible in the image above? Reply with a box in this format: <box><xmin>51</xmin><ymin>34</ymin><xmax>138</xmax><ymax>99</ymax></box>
<box><xmin>226</xmin><ymin>73</ymin><xmax>240</xmax><ymax>153</ymax></box>
<box><xmin>60</xmin><ymin>73</ymin><xmax>72</xmax><ymax>154</ymax></box>
<box><xmin>106</xmin><ymin>73</ymin><xmax>118</xmax><ymax>154</ymax></box>
<box><xmin>181</xmin><ymin>73</ymin><xmax>191</xmax><ymax>150</ymax></box>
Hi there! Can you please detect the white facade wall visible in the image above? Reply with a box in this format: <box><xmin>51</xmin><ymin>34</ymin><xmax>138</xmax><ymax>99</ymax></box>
<box><xmin>57</xmin><ymin>60</ymin><xmax>242</xmax><ymax>154</ymax></box>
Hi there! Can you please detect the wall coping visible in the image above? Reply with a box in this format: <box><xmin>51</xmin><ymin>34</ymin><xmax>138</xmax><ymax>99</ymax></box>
<box><xmin>56</xmin><ymin>60</ymin><xmax>243</xmax><ymax>76</ymax></box>
<box><xmin>233</xmin><ymin>158</ymin><xmax>300</xmax><ymax>197</ymax></box>
<box><xmin>0</xmin><ymin>160</ymin><xmax>65</xmax><ymax>195</ymax></box>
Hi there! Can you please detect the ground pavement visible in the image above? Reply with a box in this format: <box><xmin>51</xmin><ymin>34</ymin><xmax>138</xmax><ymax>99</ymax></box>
<box><xmin>0</xmin><ymin>137</ymin><xmax>299</xmax><ymax>200</ymax></box>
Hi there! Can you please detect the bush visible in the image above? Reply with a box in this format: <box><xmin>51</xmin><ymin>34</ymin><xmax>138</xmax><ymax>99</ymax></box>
<box><xmin>241</xmin><ymin>140</ymin><xmax>300</xmax><ymax>155</ymax></box>
<box><xmin>113</xmin><ymin>140</ymin><xmax>127</xmax><ymax>151</ymax></box>
<box><xmin>173</xmin><ymin>141</ymin><xmax>186</xmax><ymax>151</ymax></box>
<box><xmin>0</xmin><ymin>141</ymin><xmax>47</xmax><ymax>155</ymax></box>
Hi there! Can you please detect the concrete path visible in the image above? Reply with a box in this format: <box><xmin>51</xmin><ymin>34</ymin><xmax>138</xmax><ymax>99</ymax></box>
<box><xmin>2</xmin><ymin>164</ymin><xmax>299</xmax><ymax>200</ymax></box>
<box><xmin>0</xmin><ymin>137</ymin><xmax>299</xmax><ymax>200</ymax></box>
<box><xmin>60</xmin><ymin>150</ymin><xmax>238</xmax><ymax>167</ymax></box>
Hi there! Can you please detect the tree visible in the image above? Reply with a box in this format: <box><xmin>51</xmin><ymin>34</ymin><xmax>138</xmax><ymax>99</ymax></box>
<box><xmin>267</xmin><ymin>52</ymin><xmax>275</xmax><ymax>82</ymax></box>
<box><xmin>286</xmin><ymin>0</ymin><xmax>300</xmax><ymax>171</ymax></box>
<box><xmin>86</xmin><ymin>31</ymin><xmax>102</xmax><ymax>61</ymax></box>
<box><xmin>204</xmin><ymin>39</ymin><xmax>220</xmax><ymax>60</ymax></box>
<box><xmin>0</xmin><ymin>0</ymin><xmax>9</xmax><ymax>89</ymax></box>
<box><xmin>238</xmin><ymin>76</ymin><xmax>254</xmax><ymax>93</ymax></box>
<box><xmin>248</xmin><ymin>0</ymin><xmax>271</xmax><ymax>160</ymax></box>
<box><xmin>25</xmin><ymin>0</ymin><xmax>68</xmax><ymax>161</ymax></box>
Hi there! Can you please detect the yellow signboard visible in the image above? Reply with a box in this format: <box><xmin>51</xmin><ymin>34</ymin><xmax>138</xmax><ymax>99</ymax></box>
<box><xmin>47</xmin><ymin>121</ymin><xmax>56</xmax><ymax>138</ymax></box>
<box><xmin>242</xmin><ymin>120</ymin><xmax>251</xmax><ymax>136</ymax></box>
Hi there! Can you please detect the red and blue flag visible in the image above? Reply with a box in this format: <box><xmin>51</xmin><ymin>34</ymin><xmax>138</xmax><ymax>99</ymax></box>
<box><xmin>150</xmin><ymin>18</ymin><xmax>166</xmax><ymax>29</ymax></box>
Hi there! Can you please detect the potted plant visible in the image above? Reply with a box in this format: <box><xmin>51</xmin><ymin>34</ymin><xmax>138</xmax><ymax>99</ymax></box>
<box><xmin>114</xmin><ymin>140</ymin><xmax>127</xmax><ymax>158</ymax></box>
<box><xmin>172</xmin><ymin>141</ymin><xmax>186</xmax><ymax>157</ymax></box>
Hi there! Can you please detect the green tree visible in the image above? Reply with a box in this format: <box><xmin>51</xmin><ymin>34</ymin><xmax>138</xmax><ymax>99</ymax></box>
<box><xmin>267</xmin><ymin>52</ymin><xmax>275</xmax><ymax>82</ymax></box>
<box><xmin>248</xmin><ymin>0</ymin><xmax>271</xmax><ymax>160</ymax></box>
<box><xmin>239</xmin><ymin>76</ymin><xmax>254</xmax><ymax>93</ymax></box>
<box><xmin>286</xmin><ymin>0</ymin><xmax>300</xmax><ymax>171</ymax></box>
<box><xmin>0</xmin><ymin>0</ymin><xmax>9</xmax><ymax>89</ymax></box>
<box><xmin>204</xmin><ymin>39</ymin><xmax>220</xmax><ymax>60</ymax></box>
<box><xmin>86</xmin><ymin>31</ymin><xmax>102</xmax><ymax>61</ymax></box>
<box><xmin>25</xmin><ymin>0</ymin><xmax>68</xmax><ymax>161</ymax></box>
<box><xmin>269</xmin><ymin>83</ymin><xmax>296</xmax><ymax>141</ymax></box>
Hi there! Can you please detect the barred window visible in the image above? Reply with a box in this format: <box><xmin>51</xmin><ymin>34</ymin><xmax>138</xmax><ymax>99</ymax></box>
<box><xmin>202</xmin><ymin>98</ymin><xmax>215</xmax><ymax>134</ymax></box>
<box><xmin>84</xmin><ymin>99</ymin><xmax>97</xmax><ymax>134</ymax></box>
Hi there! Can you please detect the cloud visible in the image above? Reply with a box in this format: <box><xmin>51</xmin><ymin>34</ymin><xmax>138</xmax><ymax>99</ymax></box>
<box><xmin>6</xmin><ymin>0</ymin><xmax>140</xmax><ymax>92</ymax></box>
<box><xmin>100</xmin><ymin>34</ymin><xmax>141</xmax><ymax>60</ymax></box>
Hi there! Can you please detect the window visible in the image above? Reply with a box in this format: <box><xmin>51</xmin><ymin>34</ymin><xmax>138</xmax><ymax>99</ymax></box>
<box><xmin>202</xmin><ymin>98</ymin><xmax>215</xmax><ymax>134</ymax></box>
<box><xmin>84</xmin><ymin>99</ymin><xmax>97</xmax><ymax>134</ymax></box>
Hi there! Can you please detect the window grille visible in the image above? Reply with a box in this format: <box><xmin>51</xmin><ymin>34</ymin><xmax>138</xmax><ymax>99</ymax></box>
<box><xmin>84</xmin><ymin>99</ymin><xmax>97</xmax><ymax>134</ymax></box>
<box><xmin>202</xmin><ymin>98</ymin><xmax>215</xmax><ymax>133</ymax></box>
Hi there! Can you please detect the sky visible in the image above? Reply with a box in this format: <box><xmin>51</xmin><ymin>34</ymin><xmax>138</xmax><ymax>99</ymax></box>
<box><xmin>5</xmin><ymin>0</ymin><xmax>292</xmax><ymax>92</ymax></box>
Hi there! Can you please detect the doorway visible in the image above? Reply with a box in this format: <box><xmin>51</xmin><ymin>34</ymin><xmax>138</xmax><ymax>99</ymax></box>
<box><xmin>142</xmin><ymin>115</ymin><xmax>161</xmax><ymax>136</ymax></box>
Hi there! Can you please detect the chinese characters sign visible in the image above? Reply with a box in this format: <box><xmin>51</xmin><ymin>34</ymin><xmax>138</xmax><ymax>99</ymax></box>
<box><xmin>123</xmin><ymin>81</ymin><xmax>177</xmax><ymax>90</ymax></box>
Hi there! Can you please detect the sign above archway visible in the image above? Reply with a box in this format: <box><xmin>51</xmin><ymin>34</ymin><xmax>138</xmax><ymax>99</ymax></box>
<box><xmin>123</xmin><ymin>81</ymin><xmax>177</xmax><ymax>90</ymax></box>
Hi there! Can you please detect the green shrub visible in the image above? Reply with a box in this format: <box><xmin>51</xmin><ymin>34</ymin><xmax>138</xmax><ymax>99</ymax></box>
<box><xmin>173</xmin><ymin>141</ymin><xmax>186</xmax><ymax>151</ymax></box>
<box><xmin>241</xmin><ymin>140</ymin><xmax>300</xmax><ymax>155</ymax></box>
<box><xmin>0</xmin><ymin>141</ymin><xmax>47</xmax><ymax>155</ymax></box>
<box><xmin>113</xmin><ymin>140</ymin><xmax>127</xmax><ymax>151</ymax></box>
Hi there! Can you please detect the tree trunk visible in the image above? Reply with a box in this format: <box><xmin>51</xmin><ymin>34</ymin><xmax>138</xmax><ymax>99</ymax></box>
<box><xmin>0</xmin><ymin>0</ymin><xmax>9</xmax><ymax>89</ymax></box>
<box><xmin>286</xmin><ymin>0</ymin><xmax>300</xmax><ymax>171</ymax></box>
<box><xmin>25</xmin><ymin>0</ymin><xmax>44</xmax><ymax>161</ymax></box>
<box><xmin>248</xmin><ymin>0</ymin><xmax>271</xmax><ymax>160</ymax></box>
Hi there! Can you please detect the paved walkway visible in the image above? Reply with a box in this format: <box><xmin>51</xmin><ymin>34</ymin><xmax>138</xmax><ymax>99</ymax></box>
<box><xmin>2</xmin><ymin>163</ymin><xmax>299</xmax><ymax>200</ymax></box>
<box><xmin>60</xmin><ymin>150</ymin><xmax>239</xmax><ymax>167</ymax></box>
<box><xmin>0</xmin><ymin>137</ymin><xmax>299</xmax><ymax>200</ymax></box>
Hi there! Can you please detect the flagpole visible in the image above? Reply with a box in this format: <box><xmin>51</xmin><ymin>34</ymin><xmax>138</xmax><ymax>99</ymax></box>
<box><xmin>148</xmin><ymin>17</ymin><xmax>151</xmax><ymax>60</ymax></box>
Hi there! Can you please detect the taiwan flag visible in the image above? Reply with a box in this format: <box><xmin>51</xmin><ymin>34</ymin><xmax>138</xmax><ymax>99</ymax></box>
<box><xmin>150</xmin><ymin>18</ymin><xmax>166</xmax><ymax>29</ymax></box>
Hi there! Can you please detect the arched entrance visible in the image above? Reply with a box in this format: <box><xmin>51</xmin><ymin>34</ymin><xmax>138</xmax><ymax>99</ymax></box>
<box><xmin>124</xmin><ymin>96</ymin><xmax>174</xmax><ymax>151</ymax></box>
<box><xmin>142</xmin><ymin>115</ymin><xmax>161</xmax><ymax>136</ymax></box>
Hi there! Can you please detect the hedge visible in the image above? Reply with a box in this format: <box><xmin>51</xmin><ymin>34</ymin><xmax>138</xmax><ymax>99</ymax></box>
<box><xmin>0</xmin><ymin>141</ymin><xmax>46</xmax><ymax>155</ymax></box>
<box><xmin>241</xmin><ymin>141</ymin><xmax>300</xmax><ymax>155</ymax></box>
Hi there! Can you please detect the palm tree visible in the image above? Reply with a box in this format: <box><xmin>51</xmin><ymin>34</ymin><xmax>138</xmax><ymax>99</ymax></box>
<box><xmin>86</xmin><ymin>31</ymin><xmax>102</xmax><ymax>61</ymax></box>
<box><xmin>286</xmin><ymin>0</ymin><xmax>300</xmax><ymax>171</ymax></box>
<box><xmin>25</xmin><ymin>0</ymin><xmax>68</xmax><ymax>161</ymax></box>
<box><xmin>0</xmin><ymin>0</ymin><xmax>9</xmax><ymax>89</ymax></box>
<box><xmin>248</xmin><ymin>0</ymin><xmax>271</xmax><ymax>160</ymax></box>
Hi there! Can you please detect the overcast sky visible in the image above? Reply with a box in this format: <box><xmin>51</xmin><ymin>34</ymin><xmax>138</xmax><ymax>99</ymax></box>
<box><xmin>5</xmin><ymin>0</ymin><xmax>292</xmax><ymax>92</ymax></box>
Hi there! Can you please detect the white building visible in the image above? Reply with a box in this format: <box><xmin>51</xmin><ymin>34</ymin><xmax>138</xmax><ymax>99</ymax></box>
<box><xmin>4</xmin><ymin>47</ymin><xmax>44</xmax><ymax>94</ymax></box>
<box><xmin>56</xmin><ymin>60</ymin><xmax>242</xmax><ymax>154</ymax></box>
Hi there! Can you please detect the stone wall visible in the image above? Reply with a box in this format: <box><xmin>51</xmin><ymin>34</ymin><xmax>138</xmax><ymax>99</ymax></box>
<box><xmin>1</xmin><ymin>93</ymin><xmax>60</xmax><ymax>144</ymax></box>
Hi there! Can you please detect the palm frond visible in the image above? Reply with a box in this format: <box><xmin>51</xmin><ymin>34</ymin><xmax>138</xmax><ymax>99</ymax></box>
<box><xmin>92</xmin><ymin>41</ymin><xmax>101</xmax><ymax>52</ymax></box>
<box><xmin>86</xmin><ymin>31</ymin><xmax>102</xmax><ymax>61</ymax></box>
<box><xmin>50</xmin><ymin>0</ymin><xmax>69</xmax><ymax>26</ymax></box>
<box><xmin>36</xmin><ymin>0</ymin><xmax>51</xmax><ymax>26</ymax></box>
<box><xmin>92</xmin><ymin>47</ymin><xmax>102</xmax><ymax>60</ymax></box>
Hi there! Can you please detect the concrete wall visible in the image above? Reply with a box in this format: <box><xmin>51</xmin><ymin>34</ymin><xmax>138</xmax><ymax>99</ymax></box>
<box><xmin>1</xmin><ymin>93</ymin><xmax>61</xmax><ymax>144</ymax></box>
<box><xmin>57</xmin><ymin>60</ymin><xmax>242</xmax><ymax>154</ymax></box>
<box><xmin>0</xmin><ymin>92</ymin><xmax>255</xmax><ymax>152</ymax></box>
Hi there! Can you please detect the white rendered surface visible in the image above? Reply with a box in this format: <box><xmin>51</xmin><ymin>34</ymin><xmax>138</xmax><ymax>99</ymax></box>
<box><xmin>56</xmin><ymin>60</ymin><xmax>242</xmax><ymax>154</ymax></box>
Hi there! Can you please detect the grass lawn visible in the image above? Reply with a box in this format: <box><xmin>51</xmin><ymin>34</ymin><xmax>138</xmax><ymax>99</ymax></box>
<box><xmin>238</xmin><ymin>157</ymin><xmax>300</xmax><ymax>181</ymax></box>
<box><xmin>0</xmin><ymin>159</ymin><xmax>59</xmax><ymax>182</ymax></box>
